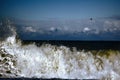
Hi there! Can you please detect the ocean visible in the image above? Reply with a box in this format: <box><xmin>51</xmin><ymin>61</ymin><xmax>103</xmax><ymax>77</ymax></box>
<box><xmin>0</xmin><ymin>19</ymin><xmax>120</xmax><ymax>79</ymax></box>
<box><xmin>0</xmin><ymin>35</ymin><xmax>120</xmax><ymax>79</ymax></box>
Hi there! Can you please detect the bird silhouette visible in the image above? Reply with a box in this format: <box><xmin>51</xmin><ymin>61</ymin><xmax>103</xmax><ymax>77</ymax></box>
<box><xmin>90</xmin><ymin>18</ymin><xmax>93</xmax><ymax>21</ymax></box>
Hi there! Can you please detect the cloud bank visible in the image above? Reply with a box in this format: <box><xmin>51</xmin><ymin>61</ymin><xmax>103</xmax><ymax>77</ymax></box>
<box><xmin>14</xmin><ymin>17</ymin><xmax>120</xmax><ymax>40</ymax></box>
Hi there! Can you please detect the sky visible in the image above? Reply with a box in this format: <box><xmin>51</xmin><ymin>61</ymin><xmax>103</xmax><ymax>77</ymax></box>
<box><xmin>0</xmin><ymin>0</ymin><xmax>120</xmax><ymax>20</ymax></box>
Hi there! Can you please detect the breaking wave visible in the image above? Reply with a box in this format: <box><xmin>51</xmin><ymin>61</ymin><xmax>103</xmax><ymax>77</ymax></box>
<box><xmin>0</xmin><ymin>19</ymin><xmax>120</xmax><ymax>79</ymax></box>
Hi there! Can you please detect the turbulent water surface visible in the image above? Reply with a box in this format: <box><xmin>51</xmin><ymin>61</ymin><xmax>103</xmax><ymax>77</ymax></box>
<box><xmin>0</xmin><ymin>19</ymin><xmax>120</xmax><ymax>79</ymax></box>
<box><xmin>0</xmin><ymin>35</ymin><xmax>120</xmax><ymax>79</ymax></box>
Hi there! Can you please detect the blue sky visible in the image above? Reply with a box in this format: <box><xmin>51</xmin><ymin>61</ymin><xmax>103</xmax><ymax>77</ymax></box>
<box><xmin>0</xmin><ymin>0</ymin><xmax>120</xmax><ymax>20</ymax></box>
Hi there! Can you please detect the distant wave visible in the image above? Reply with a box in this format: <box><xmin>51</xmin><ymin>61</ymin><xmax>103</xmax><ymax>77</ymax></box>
<box><xmin>0</xmin><ymin>19</ymin><xmax>120</xmax><ymax>79</ymax></box>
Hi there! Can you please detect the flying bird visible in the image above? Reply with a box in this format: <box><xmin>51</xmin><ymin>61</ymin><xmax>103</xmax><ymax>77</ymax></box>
<box><xmin>90</xmin><ymin>18</ymin><xmax>93</xmax><ymax>21</ymax></box>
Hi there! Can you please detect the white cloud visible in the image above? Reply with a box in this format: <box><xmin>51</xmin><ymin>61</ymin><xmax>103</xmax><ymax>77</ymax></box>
<box><xmin>103</xmin><ymin>20</ymin><xmax>120</xmax><ymax>32</ymax></box>
<box><xmin>113</xmin><ymin>21</ymin><xmax>120</xmax><ymax>28</ymax></box>
<box><xmin>25</xmin><ymin>26</ymin><xmax>37</xmax><ymax>32</ymax></box>
<box><xmin>83</xmin><ymin>27</ymin><xmax>91</xmax><ymax>32</ymax></box>
<box><xmin>50</xmin><ymin>27</ymin><xmax>56</xmax><ymax>31</ymax></box>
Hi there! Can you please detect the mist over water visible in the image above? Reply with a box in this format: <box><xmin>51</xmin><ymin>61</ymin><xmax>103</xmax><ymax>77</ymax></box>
<box><xmin>0</xmin><ymin>19</ymin><xmax>120</xmax><ymax>79</ymax></box>
<box><xmin>0</xmin><ymin>19</ymin><xmax>15</xmax><ymax>41</ymax></box>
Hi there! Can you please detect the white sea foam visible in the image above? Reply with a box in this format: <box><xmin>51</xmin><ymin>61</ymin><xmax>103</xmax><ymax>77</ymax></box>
<box><xmin>0</xmin><ymin>35</ymin><xmax>120</xmax><ymax>79</ymax></box>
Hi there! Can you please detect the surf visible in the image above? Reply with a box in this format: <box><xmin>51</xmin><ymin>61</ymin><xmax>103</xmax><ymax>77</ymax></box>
<box><xmin>0</xmin><ymin>19</ymin><xmax>120</xmax><ymax>79</ymax></box>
